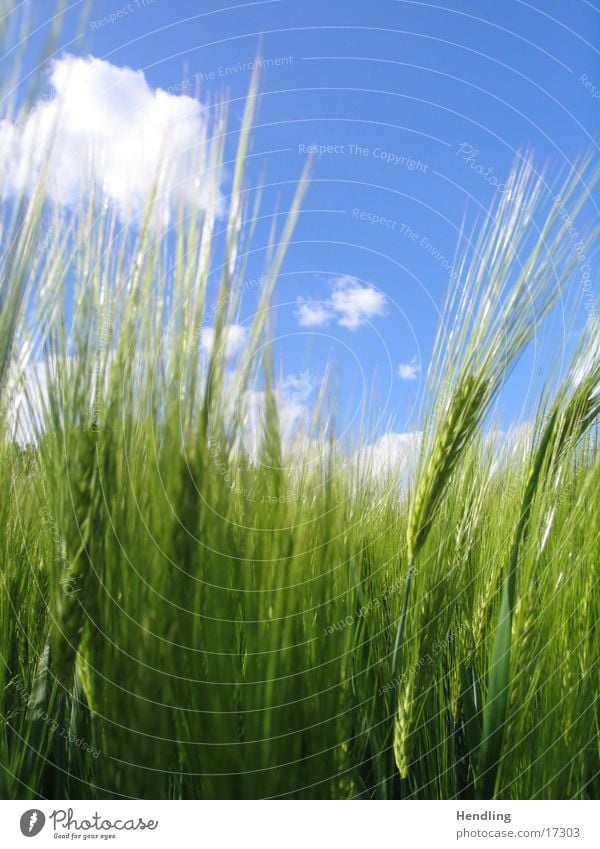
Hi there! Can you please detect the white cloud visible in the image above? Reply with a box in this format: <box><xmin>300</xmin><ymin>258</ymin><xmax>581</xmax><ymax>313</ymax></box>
<box><xmin>484</xmin><ymin>421</ymin><xmax>533</xmax><ymax>478</ymax></box>
<box><xmin>358</xmin><ymin>431</ymin><xmax>422</xmax><ymax>481</ymax></box>
<box><xmin>201</xmin><ymin>324</ymin><xmax>247</xmax><ymax>358</ymax></box>
<box><xmin>330</xmin><ymin>275</ymin><xmax>387</xmax><ymax>330</ymax></box>
<box><xmin>240</xmin><ymin>371</ymin><xmax>316</xmax><ymax>461</ymax></box>
<box><xmin>571</xmin><ymin>318</ymin><xmax>600</xmax><ymax>395</ymax></box>
<box><xmin>296</xmin><ymin>301</ymin><xmax>333</xmax><ymax>328</ymax></box>
<box><xmin>279</xmin><ymin>371</ymin><xmax>315</xmax><ymax>403</ymax></box>
<box><xmin>9</xmin><ymin>358</ymin><xmax>50</xmax><ymax>446</ymax></box>
<box><xmin>295</xmin><ymin>275</ymin><xmax>387</xmax><ymax>331</ymax></box>
<box><xmin>488</xmin><ymin>421</ymin><xmax>533</xmax><ymax>458</ymax></box>
<box><xmin>0</xmin><ymin>54</ymin><xmax>217</xmax><ymax>224</ymax></box>
<box><xmin>397</xmin><ymin>356</ymin><xmax>421</xmax><ymax>381</ymax></box>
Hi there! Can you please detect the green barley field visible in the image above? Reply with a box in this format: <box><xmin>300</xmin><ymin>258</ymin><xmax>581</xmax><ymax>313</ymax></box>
<box><xmin>0</xmin><ymin>9</ymin><xmax>599</xmax><ymax>801</ymax></box>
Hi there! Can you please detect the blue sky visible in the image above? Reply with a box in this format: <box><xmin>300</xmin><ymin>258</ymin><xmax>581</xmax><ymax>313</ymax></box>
<box><xmin>4</xmin><ymin>0</ymin><xmax>599</xmax><ymax>442</ymax></box>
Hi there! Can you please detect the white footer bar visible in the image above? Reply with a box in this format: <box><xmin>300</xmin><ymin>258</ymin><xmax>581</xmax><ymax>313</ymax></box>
<box><xmin>0</xmin><ymin>799</ymin><xmax>598</xmax><ymax>847</ymax></box>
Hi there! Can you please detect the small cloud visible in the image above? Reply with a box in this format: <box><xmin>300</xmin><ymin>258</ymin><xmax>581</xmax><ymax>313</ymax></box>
<box><xmin>397</xmin><ymin>356</ymin><xmax>421</xmax><ymax>381</ymax></box>
<box><xmin>296</xmin><ymin>301</ymin><xmax>333</xmax><ymax>328</ymax></box>
<box><xmin>280</xmin><ymin>370</ymin><xmax>315</xmax><ymax>403</ymax></box>
<box><xmin>330</xmin><ymin>275</ymin><xmax>387</xmax><ymax>330</ymax></box>
<box><xmin>201</xmin><ymin>324</ymin><xmax>247</xmax><ymax>358</ymax></box>
<box><xmin>295</xmin><ymin>275</ymin><xmax>387</xmax><ymax>331</ymax></box>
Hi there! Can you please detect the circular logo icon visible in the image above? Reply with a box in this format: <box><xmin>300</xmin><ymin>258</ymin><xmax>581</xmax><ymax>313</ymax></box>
<box><xmin>20</xmin><ymin>810</ymin><xmax>46</xmax><ymax>837</ymax></box>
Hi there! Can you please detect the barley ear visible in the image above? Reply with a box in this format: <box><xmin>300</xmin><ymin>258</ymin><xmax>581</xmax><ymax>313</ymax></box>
<box><xmin>477</xmin><ymin>324</ymin><xmax>600</xmax><ymax>798</ymax></box>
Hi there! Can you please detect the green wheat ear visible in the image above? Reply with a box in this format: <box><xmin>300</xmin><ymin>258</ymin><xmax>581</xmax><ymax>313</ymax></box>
<box><xmin>392</xmin><ymin>155</ymin><xmax>598</xmax><ymax>780</ymax></box>
<box><xmin>407</xmin><ymin>374</ymin><xmax>487</xmax><ymax>564</ymax></box>
<box><xmin>391</xmin><ymin>374</ymin><xmax>490</xmax><ymax>733</ymax></box>
<box><xmin>476</xmin><ymin>316</ymin><xmax>600</xmax><ymax>798</ymax></box>
<box><xmin>406</xmin><ymin>155</ymin><xmax>598</xmax><ymax>569</ymax></box>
